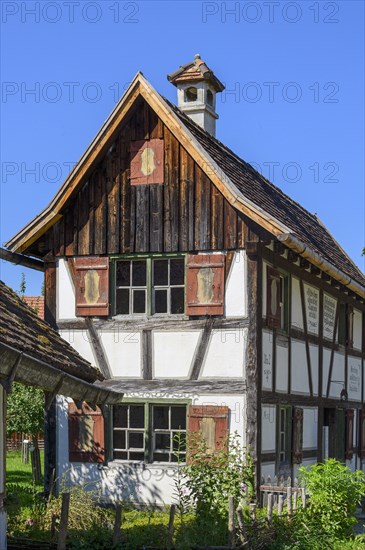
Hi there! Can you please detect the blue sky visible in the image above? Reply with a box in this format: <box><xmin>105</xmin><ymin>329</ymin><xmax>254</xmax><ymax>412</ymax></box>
<box><xmin>1</xmin><ymin>0</ymin><xmax>364</xmax><ymax>294</ymax></box>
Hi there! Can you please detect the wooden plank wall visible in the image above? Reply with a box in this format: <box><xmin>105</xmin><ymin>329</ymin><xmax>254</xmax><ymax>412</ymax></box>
<box><xmin>48</xmin><ymin>98</ymin><xmax>247</xmax><ymax>257</ymax></box>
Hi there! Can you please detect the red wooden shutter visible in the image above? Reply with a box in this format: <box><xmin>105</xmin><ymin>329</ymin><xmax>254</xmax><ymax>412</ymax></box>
<box><xmin>68</xmin><ymin>402</ymin><xmax>105</xmax><ymax>463</ymax></box>
<box><xmin>358</xmin><ymin>408</ymin><xmax>365</xmax><ymax>459</ymax></box>
<box><xmin>187</xmin><ymin>405</ymin><xmax>229</xmax><ymax>461</ymax></box>
<box><xmin>186</xmin><ymin>254</ymin><xmax>225</xmax><ymax>316</ymax></box>
<box><xmin>74</xmin><ymin>257</ymin><xmax>109</xmax><ymax>316</ymax></box>
<box><xmin>292</xmin><ymin>407</ymin><xmax>303</xmax><ymax>464</ymax></box>
<box><xmin>266</xmin><ymin>266</ymin><xmax>281</xmax><ymax>328</ymax></box>
<box><xmin>345</xmin><ymin>409</ymin><xmax>354</xmax><ymax>460</ymax></box>
<box><xmin>130</xmin><ymin>139</ymin><xmax>164</xmax><ymax>185</ymax></box>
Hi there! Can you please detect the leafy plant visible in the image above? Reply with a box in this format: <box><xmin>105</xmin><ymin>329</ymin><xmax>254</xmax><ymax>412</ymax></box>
<box><xmin>298</xmin><ymin>458</ymin><xmax>365</xmax><ymax>539</ymax></box>
<box><xmin>7</xmin><ymin>382</ymin><xmax>44</xmax><ymax>442</ymax></box>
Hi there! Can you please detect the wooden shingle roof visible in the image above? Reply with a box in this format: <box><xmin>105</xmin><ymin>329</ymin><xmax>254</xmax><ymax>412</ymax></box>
<box><xmin>168</xmin><ymin>100</ymin><xmax>365</xmax><ymax>288</ymax></box>
<box><xmin>0</xmin><ymin>280</ymin><xmax>102</xmax><ymax>383</ymax></box>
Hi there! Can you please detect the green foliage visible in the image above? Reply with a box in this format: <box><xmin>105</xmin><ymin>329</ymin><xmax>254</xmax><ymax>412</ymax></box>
<box><xmin>19</xmin><ymin>272</ymin><xmax>26</xmax><ymax>296</ymax></box>
<box><xmin>6</xmin><ymin>382</ymin><xmax>44</xmax><ymax>439</ymax></box>
<box><xmin>298</xmin><ymin>458</ymin><xmax>365</xmax><ymax>539</ymax></box>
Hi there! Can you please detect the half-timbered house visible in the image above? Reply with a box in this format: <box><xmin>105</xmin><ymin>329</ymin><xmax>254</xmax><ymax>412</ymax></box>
<box><xmin>4</xmin><ymin>56</ymin><xmax>365</xmax><ymax>505</ymax></box>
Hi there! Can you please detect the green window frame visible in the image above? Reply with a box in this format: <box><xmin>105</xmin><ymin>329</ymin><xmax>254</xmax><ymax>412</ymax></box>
<box><xmin>112</xmin><ymin>255</ymin><xmax>186</xmax><ymax>317</ymax></box>
<box><xmin>111</xmin><ymin>400</ymin><xmax>188</xmax><ymax>463</ymax></box>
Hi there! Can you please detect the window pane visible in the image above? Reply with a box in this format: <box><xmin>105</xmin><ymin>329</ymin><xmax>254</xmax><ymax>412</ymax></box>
<box><xmin>113</xmin><ymin>406</ymin><xmax>128</xmax><ymax>427</ymax></box>
<box><xmin>133</xmin><ymin>290</ymin><xmax>146</xmax><ymax>314</ymax></box>
<box><xmin>170</xmin><ymin>259</ymin><xmax>184</xmax><ymax>285</ymax></box>
<box><xmin>113</xmin><ymin>430</ymin><xmax>126</xmax><ymax>449</ymax></box>
<box><xmin>154</xmin><ymin>259</ymin><xmax>168</xmax><ymax>286</ymax></box>
<box><xmin>171</xmin><ymin>407</ymin><xmax>186</xmax><ymax>430</ymax></box>
<box><xmin>114</xmin><ymin>451</ymin><xmax>127</xmax><ymax>460</ymax></box>
<box><xmin>116</xmin><ymin>261</ymin><xmax>130</xmax><ymax>287</ymax></box>
<box><xmin>129</xmin><ymin>406</ymin><xmax>145</xmax><ymax>428</ymax></box>
<box><xmin>154</xmin><ymin>289</ymin><xmax>167</xmax><ymax>314</ymax></box>
<box><xmin>132</xmin><ymin>261</ymin><xmax>146</xmax><ymax>286</ymax></box>
<box><xmin>153</xmin><ymin>452</ymin><xmax>170</xmax><ymax>462</ymax></box>
<box><xmin>129</xmin><ymin>432</ymin><xmax>144</xmax><ymax>449</ymax></box>
<box><xmin>155</xmin><ymin>433</ymin><xmax>170</xmax><ymax>450</ymax></box>
<box><xmin>129</xmin><ymin>452</ymin><xmax>144</xmax><ymax>461</ymax></box>
<box><xmin>173</xmin><ymin>433</ymin><xmax>186</xmax><ymax>451</ymax></box>
<box><xmin>116</xmin><ymin>289</ymin><xmax>130</xmax><ymax>315</ymax></box>
<box><xmin>171</xmin><ymin>287</ymin><xmax>184</xmax><ymax>314</ymax></box>
<box><xmin>153</xmin><ymin>406</ymin><xmax>169</xmax><ymax>429</ymax></box>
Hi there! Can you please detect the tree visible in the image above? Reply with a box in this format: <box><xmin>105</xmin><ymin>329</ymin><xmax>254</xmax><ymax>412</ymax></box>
<box><xmin>19</xmin><ymin>272</ymin><xmax>26</xmax><ymax>296</ymax></box>
<box><xmin>7</xmin><ymin>382</ymin><xmax>44</xmax><ymax>440</ymax></box>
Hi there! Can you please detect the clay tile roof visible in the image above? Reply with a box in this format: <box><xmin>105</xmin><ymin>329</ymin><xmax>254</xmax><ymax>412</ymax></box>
<box><xmin>166</xmin><ymin>100</ymin><xmax>365</xmax><ymax>288</ymax></box>
<box><xmin>0</xmin><ymin>280</ymin><xmax>103</xmax><ymax>383</ymax></box>
<box><xmin>23</xmin><ymin>296</ymin><xmax>45</xmax><ymax>320</ymax></box>
<box><xmin>167</xmin><ymin>55</ymin><xmax>225</xmax><ymax>92</ymax></box>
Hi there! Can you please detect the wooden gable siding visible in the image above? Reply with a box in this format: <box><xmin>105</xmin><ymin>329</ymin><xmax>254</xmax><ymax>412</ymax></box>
<box><xmin>46</xmin><ymin>99</ymin><xmax>248</xmax><ymax>258</ymax></box>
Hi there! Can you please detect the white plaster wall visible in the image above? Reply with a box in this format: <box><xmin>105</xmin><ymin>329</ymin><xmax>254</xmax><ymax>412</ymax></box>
<box><xmin>56</xmin><ymin>392</ymin><xmax>245</xmax><ymax>506</ymax></box>
<box><xmin>353</xmin><ymin>309</ymin><xmax>363</xmax><ymax>351</ymax></box>
<box><xmin>153</xmin><ymin>331</ymin><xmax>200</xmax><ymax>379</ymax></box>
<box><xmin>348</xmin><ymin>356</ymin><xmax>362</xmax><ymax>402</ymax></box>
<box><xmin>261</xmin><ymin>462</ymin><xmax>276</xmax><ymax>480</ymax></box>
<box><xmin>329</xmin><ymin>352</ymin><xmax>345</xmax><ymax>399</ymax></box>
<box><xmin>262</xmin><ymin>330</ymin><xmax>273</xmax><ymax>391</ymax></box>
<box><xmin>201</xmin><ymin>328</ymin><xmax>246</xmax><ymax>378</ymax></box>
<box><xmin>57</xmin><ymin>259</ymin><xmax>76</xmax><ymax>320</ymax></box>
<box><xmin>225</xmin><ymin>251</ymin><xmax>247</xmax><ymax>317</ymax></box>
<box><xmin>303</xmin><ymin>283</ymin><xmax>319</xmax><ymax>335</ymax></box>
<box><xmin>100</xmin><ymin>330</ymin><xmax>142</xmax><ymax>378</ymax></box>
<box><xmin>59</xmin><ymin>329</ymin><xmax>97</xmax><ymax>367</ymax></box>
<box><xmin>291</xmin><ymin>340</ymin><xmax>309</xmax><ymax>395</ymax></box>
<box><xmin>291</xmin><ymin>277</ymin><xmax>303</xmax><ymax>331</ymax></box>
<box><xmin>276</xmin><ymin>341</ymin><xmax>288</xmax><ymax>393</ymax></box>
<box><xmin>261</xmin><ymin>405</ymin><xmax>276</xmax><ymax>453</ymax></box>
<box><xmin>302</xmin><ymin>407</ymin><xmax>318</xmax><ymax>450</ymax></box>
<box><xmin>309</xmin><ymin>345</ymin><xmax>319</xmax><ymax>396</ymax></box>
<box><xmin>322</xmin><ymin>348</ymin><xmax>331</xmax><ymax>397</ymax></box>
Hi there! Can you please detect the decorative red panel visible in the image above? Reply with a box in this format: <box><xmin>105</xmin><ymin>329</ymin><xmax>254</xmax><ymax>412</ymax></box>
<box><xmin>130</xmin><ymin>139</ymin><xmax>164</xmax><ymax>185</ymax></box>
<box><xmin>68</xmin><ymin>402</ymin><xmax>105</xmax><ymax>463</ymax></box>
<box><xmin>74</xmin><ymin>257</ymin><xmax>109</xmax><ymax>317</ymax></box>
<box><xmin>186</xmin><ymin>254</ymin><xmax>225</xmax><ymax>316</ymax></box>
<box><xmin>266</xmin><ymin>266</ymin><xmax>281</xmax><ymax>328</ymax></box>
<box><xmin>187</xmin><ymin>405</ymin><xmax>229</xmax><ymax>462</ymax></box>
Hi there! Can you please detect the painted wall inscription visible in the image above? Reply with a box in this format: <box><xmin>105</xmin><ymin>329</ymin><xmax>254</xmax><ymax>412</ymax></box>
<box><xmin>323</xmin><ymin>293</ymin><xmax>337</xmax><ymax>341</ymax></box>
<box><xmin>304</xmin><ymin>284</ymin><xmax>319</xmax><ymax>334</ymax></box>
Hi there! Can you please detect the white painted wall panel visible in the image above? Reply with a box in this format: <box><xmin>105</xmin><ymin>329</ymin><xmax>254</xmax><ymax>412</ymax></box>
<box><xmin>201</xmin><ymin>329</ymin><xmax>246</xmax><ymax>378</ymax></box>
<box><xmin>303</xmin><ymin>407</ymin><xmax>318</xmax><ymax>450</ymax></box>
<box><xmin>276</xmin><ymin>341</ymin><xmax>288</xmax><ymax>393</ymax></box>
<box><xmin>57</xmin><ymin>259</ymin><xmax>76</xmax><ymax>320</ymax></box>
<box><xmin>262</xmin><ymin>330</ymin><xmax>273</xmax><ymax>391</ymax></box>
<box><xmin>329</xmin><ymin>352</ymin><xmax>345</xmax><ymax>399</ymax></box>
<box><xmin>291</xmin><ymin>277</ymin><xmax>303</xmax><ymax>331</ymax></box>
<box><xmin>348</xmin><ymin>356</ymin><xmax>362</xmax><ymax>402</ymax></box>
<box><xmin>100</xmin><ymin>330</ymin><xmax>142</xmax><ymax>378</ymax></box>
<box><xmin>291</xmin><ymin>340</ymin><xmax>309</xmax><ymax>394</ymax></box>
<box><xmin>225</xmin><ymin>251</ymin><xmax>247</xmax><ymax>317</ymax></box>
<box><xmin>59</xmin><ymin>329</ymin><xmax>97</xmax><ymax>367</ymax></box>
<box><xmin>353</xmin><ymin>309</ymin><xmax>363</xmax><ymax>351</ymax></box>
<box><xmin>322</xmin><ymin>348</ymin><xmax>331</xmax><ymax>397</ymax></box>
<box><xmin>261</xmin><ymin>405</ymin><xmax>276</xmax><ymax>453</ymax></box>
<box><xmin>309</xmin><ymin>345</ymin><xmax>319</xmax><ymax>396</ymax></box>
<box><xmin>153</xmin><ymin>331</ymin><xmax>200</xmax><ymax>379</ymax></box>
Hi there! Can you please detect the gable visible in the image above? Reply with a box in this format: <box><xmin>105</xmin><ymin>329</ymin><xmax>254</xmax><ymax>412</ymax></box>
<box><xmin>28</xmin><ymin>98</ymin><xmax>250</xmax><ymax>258</ymax></box>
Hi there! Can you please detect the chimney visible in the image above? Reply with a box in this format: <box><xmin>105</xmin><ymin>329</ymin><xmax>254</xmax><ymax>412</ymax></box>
<box><xmin>167</xmin><ymin>54</ymin><xmax>225</xmax><ymax>137</ymax></box>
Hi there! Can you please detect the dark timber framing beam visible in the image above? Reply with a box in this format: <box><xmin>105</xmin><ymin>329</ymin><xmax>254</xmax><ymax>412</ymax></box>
<box><xmin>85</xmin><ymin>318</ymin><xmax>112</xmax><ymax>379</ymax></box>
<box><xmin>0</xmin><ymin>352</ymin><xmax>23</xmax><ymax>393</ymax></box>
<box><xmin>0</xmin><ymin>247</ymin><xmax>44</xmax><ymax>271</ymax></box>
<box><xmin>190</xmin><ymin>318</ymin><xmax>214</xmax><ymax>380</ymax></box>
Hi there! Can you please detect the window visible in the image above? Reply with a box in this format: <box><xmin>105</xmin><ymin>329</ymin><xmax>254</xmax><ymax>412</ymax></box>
<box><xmin>206</xmin><ymin>89</ymin><xmax>214</xmax><ymax>106</ymax></box>
<box><xmin>338</xmin><ymin>304</ymin><xmax>354</xmax><ymax>347</ymax></box>
<box><xmin>184</xmin><ymin>87</ymin><xmax>197</xmax><ymax>102</ymax></box>
<box><xmin>266</xmin><ymin>266</ymin><xmax>288</xmax><ymax>331</ymax></box>
<box><xmin>278</xmin><ymin>406</ymin><xmax>291</xmax><ymax>466</ymax></box>
<box><xmin>153</xmin><ymin>258</ymin><xmax>185</xmax><ymax>314</ymax></box>
<box><xmin>112</xmin><ymin>403</ymin><xmax>187</xmax><ymax>463</ymax></box>
<box><xmin>114</xmin><ymin>257</ymin><xmax>185</xmax><ymax>316</ymax></box>
<box><xmin>115</xmin><ymin>260</ymin><xmax>147</xmax><ymax>315</ymax></box>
